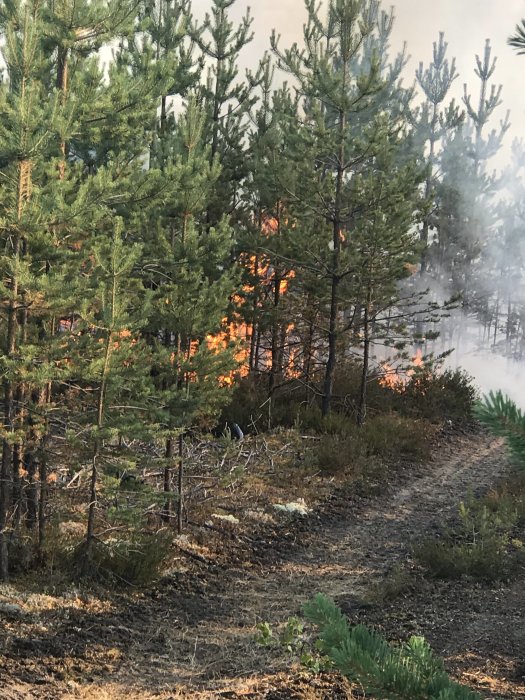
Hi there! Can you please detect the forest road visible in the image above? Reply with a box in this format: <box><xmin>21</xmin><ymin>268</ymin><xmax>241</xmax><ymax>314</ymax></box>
<box><xmin>2</xmin><ymin>432</ymin><xmax>522</xmax><ymax>699</ymax></box>
<box><xmin>106</xmin><ymin>432</ymin><xmax>521</xmax><ymax>699</ymax></box>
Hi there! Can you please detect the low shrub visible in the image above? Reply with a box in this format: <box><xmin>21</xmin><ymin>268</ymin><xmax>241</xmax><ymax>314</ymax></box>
<box><xmin>307</xmin><ymin>413</ymin><xmax>433</xmax><ymax>475</ymax></box>
<box><xmin>395</xmin><ymin>367</ymin><xmax>477</xmax><ymax>422</ymax></box>
<box><xmin>86</xmin><ymin>531</ymin><xmax>172</xmax><ymax>586</ymax></box>
<box><xmin>484</xmin><ymin>471</ymin><xmax>525</xmax><ymax>524</ymax></box>
<box><xmin>362</xmin><ymin>415</ymin><xmax>433</xmax><ymax>462</ymax></box>
<box><xmin>296</xmin><ymin>405</ymin><xmax>354</xmax><ymax>436</ymax></box>
<box><xmin>415</xmin><ymin>494</ymin><xmax>524</xmax><ymax>582</ymax></box>
<box><xmin>310</xmin><ymin>432</ymin><xmax>367</xmax><ymax>475</ymax></box>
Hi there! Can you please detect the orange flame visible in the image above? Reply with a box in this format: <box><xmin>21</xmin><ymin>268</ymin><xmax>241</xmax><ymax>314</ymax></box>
<box><xmin>203</xmin><ymin>214</ymin><xmax>299</xmax><ymax>384</ymax></box>
<box><xmin>379</xmin><ymin>348</ymin><xmax>425</xmax><ymax>392</ymax></box>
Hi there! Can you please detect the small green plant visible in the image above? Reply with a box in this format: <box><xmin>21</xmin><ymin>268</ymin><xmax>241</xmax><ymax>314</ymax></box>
<box><xmin>366</xmin><ymin>564</ymin><xmax>417</xmax><ymax>605</ymax></box>
<box><xmin>415</xmin><ymin>493</ymin><xmax>523</xmax><ymax>581</ymax></box>
<box><xmin>255</xmin><ymin>621</ymin><xmax>274</xmax><ymax>647</ymax></box>
<box><xmin>81</xmin><ymin>531</ymin><xmax>172</xmax><ymax>586</ymax></box>
<box><xmin>254</xmin><ymin>617</ymin><xmax>330</xmax><ymax>673</ymax></box>
<box><xmin>302</xmin><ymin>594</ymin><xmax>481</xmax><ymax>700</ymax></box>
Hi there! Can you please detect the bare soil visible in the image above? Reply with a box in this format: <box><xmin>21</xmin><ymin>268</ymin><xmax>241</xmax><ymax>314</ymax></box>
<box><xmin>1</xmin><ymin>429</ymin><xmax>523</xmax><ymax>699</ymax></box>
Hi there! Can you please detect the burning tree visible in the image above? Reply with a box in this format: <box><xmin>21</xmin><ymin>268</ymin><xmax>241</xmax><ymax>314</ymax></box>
<box><xmin>269</xmin><ymin>0</ymin><xmax>428</xmax><ymax>417</ymax></box>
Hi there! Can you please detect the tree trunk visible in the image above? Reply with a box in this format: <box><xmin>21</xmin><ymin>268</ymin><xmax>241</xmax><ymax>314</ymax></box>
<box><xmin>83</xmin><ymin>319</ymin><xmax>112</xmax><ymax>574</ymax></box>
<box><xmin>57</xmin><ymin>46</ymin><xmax>69</xmax><ymax>179</ymax></box>
<box><xmin>321</xmin><ymin>52</ymin><xmax>347</xmax><ymax>416</ymax></box>
<box><xmin>25</xmin><ymin>450</ymin><xmax>38</xmax><ymax>530</ymax></box>
<box><xmin>83</xmin><ymin>447</ymin><xmax>98</xmax><ymax>572</ymax></box>
<box><xmin>0</xmin><ymin>438</ymin><xmax>12</xmax><ymax>580</ymax></box>
<box><xmin>269</xmin><ymin>266</ymin><xmax>282</xmax><ymax>395</ymax></box>
<box><xmin>177</xmin><ymin>433</ymin><xmax>183</xmax><ymax>534</ymax></box>
<box><xmin>0</xmin><ymin>207</ymin><xmax>22</xmax><ymax>579</ymax></box>
<box><xmin>357</xmin><ymin>304</ymin><xmax>371</xmax><ymax>427</ymax></box>
<box><xmin>322</xmin><ymin>270</ymin><xmax>340</xmax><ymax>417</ymax></box>
<box><xmin>163</xmin><ymin>437</ymin><xmax>173</xmax><ymax>522</ymax></box>
<box><xmin>37</xmin><ymin>453</ymin><xmax>47</xmax><ymax>560</ymax></box>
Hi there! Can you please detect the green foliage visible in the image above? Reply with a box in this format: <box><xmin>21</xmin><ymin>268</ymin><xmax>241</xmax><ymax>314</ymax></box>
<box><xmin>415</xmin><ymin>492</ymin><xmax>524</xmax><ymax>582</ymax></box>
<box><xmin>303</xmin><ymin>594</ymin><xmax>481</xmax><ymax>700</ymax></box>
<box><xmin>475</xmin><ymin>391</ymin><xmax>525</xmax><ymax>468</ymax></box>
<box><xmin>255</xmin><ymin>616</ymin><xmax>331</xmax><ymax>674</ymax></box>
<box><xmin>363</xmin><ymin>415</ymin><xmax>433</xmax><ymax>462</ymax></box>
<box><xmin>395</xmin><ymin>368</ymin><xmax>478</xmax><ymax>423</ymax></box>
<box><xmin>366</xmin><ymin>564</ymin><xmax>417</xmax><ymax>605</ymax></box>
<box><xmin>83</xmin><ymin>532</ymin><xmax>172</xmax><ymax>587</ymax></box>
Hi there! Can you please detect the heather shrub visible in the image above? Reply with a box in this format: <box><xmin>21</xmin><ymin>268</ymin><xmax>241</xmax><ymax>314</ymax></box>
<box><xmin>310</xmin><ymin>432</ymin><xmax>368</xmax><ymax>475</ymax></box>
<box><xmin>296</xmin><ymin>405</ymin><xmax>353</xmax><ymax>436</ymax></box>
<box><xmin>415</xmin><ymin>494</ymin><xmax>524</xmax><ymax>582</ymax></box>
<box><xmin>362</xmin><ymin>414</ymin><xmax>433</xmax><ymax>462</ymax></box>
<box><xmin>85</xmin><ymin>531</ymin><xmax>172</xmax><ymax>586</ymax></box>
<box><xmin>395</xmin><ymin>367</ymin><xmax>477</xmax><ymax>422</ymax></box>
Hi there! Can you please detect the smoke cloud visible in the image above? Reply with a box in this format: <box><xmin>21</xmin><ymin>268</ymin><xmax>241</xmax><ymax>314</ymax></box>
<box><xmin>191</xmin><ymin>1</ymin><xmax>525</xmax><ymax>405</ymax></box>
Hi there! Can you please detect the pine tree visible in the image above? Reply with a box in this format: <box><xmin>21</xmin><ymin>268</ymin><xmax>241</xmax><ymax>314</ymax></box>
<box><xmin>350</xmin><ymin>122</ymin><xmax>425</xmax><ymax>424</ymax></box>
<box><xmin>191</xmin><ymin>0</ymin><xmax>262</xmax><ymax>227</ymax></box>
<box><xmin>139</xmin><ymin>87</ymin><xmax>239</xmax><ymax>526</ymax></box>
<box><xmin>65</xmin><ymin>221</ymin><xmax>153</xmax><ymax>569</ymax></box>
<box><xmin>272</xmin><ymin>0</ymin><xmax>385</xmax><ymax>415</ymax></box>
<box><xmin>303</xmin><ymin>594</ymin><xmax>481</xmax><ymax>700</ymax></box>
<box><xmin>271</xmin><ymin>0</ymin><xmax>426</xmax><ymax>417</ymax></box>
<box><xmin>242</xmin><ymin>68</ymin><xmax>302</xmax><ymax>392</ymax></box>
<box><xmin>0</xmin><ymin>0</ymin><xmax>191</xmax><ymax>578</ymax></box>
<box><xmin>0</xmin><ymin>0</ymin><xmax>64</xmax><ymax>580</ymax></box>
<box><xmin>475</xmin><ymin>391</ymin><xmax>525</xmax><ymax>468</ymax></box>
<box><xmin>413</xmin><ymin>32</ymin><xmax>463</xmax><ymax>275</ymax></box>
<box><xmin>436</xmin><ymin>40</ymin><xmax>509</xmax><ymax>354</ymax></box>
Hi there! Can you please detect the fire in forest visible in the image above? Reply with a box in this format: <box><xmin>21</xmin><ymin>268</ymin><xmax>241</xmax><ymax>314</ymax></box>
<box><xmin>380</xmin><ymin>348</ymin><xmax>425</xmax><ymax>391</ymax></box>
<box><xmin>203</xmin><ymin>215</ymin><xmax>298</xmax><ymax>384</ymax></box>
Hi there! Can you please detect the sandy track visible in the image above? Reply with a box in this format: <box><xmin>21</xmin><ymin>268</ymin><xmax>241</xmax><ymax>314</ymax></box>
<box><xmin>108</xmin><ymin>433</ymin><xmax>514</xmax><ymax>698</ymax></box>
<box><xmin>2</xmin><ymin>432</ymin><xmax>520</xmax><ymax>699</ymax></box>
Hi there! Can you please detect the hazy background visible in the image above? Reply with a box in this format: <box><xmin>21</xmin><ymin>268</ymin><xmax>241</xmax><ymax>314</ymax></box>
<box><xmin>193</xmin><ymin>0</ymin><xmax>525</xmax><ymax>145</ymax></box>
<box><xmin>191</xmin><ymin>1</ymin><xmax>525</xmax><ymax>403</ymax></box>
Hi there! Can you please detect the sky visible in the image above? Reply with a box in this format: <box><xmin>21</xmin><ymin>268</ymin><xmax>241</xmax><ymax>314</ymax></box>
<box><xmin>193</xmin><ymin>0</ymin><xmax>525</xmax><ymax>154</ymax></box>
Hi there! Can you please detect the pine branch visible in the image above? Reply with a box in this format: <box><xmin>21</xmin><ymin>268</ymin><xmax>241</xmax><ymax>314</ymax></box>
<box><xmin>475</xmin><ymin>391</ymin><xmax>525</xmax><ymax>468</ymax></box>
<box><xmin>303</xmin><ymin>594</ymin><xmax>481</xmax><ymax>700</ymax></box>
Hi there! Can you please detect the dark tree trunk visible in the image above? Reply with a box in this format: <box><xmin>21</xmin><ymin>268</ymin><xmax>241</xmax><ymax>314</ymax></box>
<box><xmin>177</xmin><ymin>433</ymin><xmax>183</xmax><ymax>534</ymax></box>
<box><xmin>163</xmin><ymin>437</ymin><xmax>174</xmax><ymax>522</ymax></box>
<box><xmin>357</xmin><ymin>304</ymin><xmax>371</xmax><ymax>427</ymax></box>
<box><xmin>322</xmin><ymin>271</ymin><xmax>340</xmax><ymax>417</ymax></box>
<box><xmin>37</xmin><ymin>454</ymin><xmax>47</xmax><ymax>561</ymax></box>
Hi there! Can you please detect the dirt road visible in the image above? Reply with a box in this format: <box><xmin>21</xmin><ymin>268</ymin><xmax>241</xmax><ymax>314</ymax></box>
<box><xmin>1</xmin><ymin>432</ymin><xmax>523</xmax><ymax>699</ymax></box>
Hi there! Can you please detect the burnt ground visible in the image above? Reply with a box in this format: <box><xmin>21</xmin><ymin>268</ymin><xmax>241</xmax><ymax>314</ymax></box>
<box><xmin>0</xmin><ymin>430</ymin><xmax>523</xmax><ymax>699</ymax></box>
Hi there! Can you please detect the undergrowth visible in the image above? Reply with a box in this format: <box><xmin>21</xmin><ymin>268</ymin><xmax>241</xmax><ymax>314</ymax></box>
<box><xmin>82</xmin><ymin>531</ymin><xmax>172</xmax><ymax>586</ymax></box>
<box><xmin>257</xmin><ymin>594</ymin><xmax>481</xmax><ymax>700</ymax></box>
<box><xmin>220</xmin><ymin>363</ymin><xmax>476</xmax><ymax>435</ymax></box>
<box><xmin>308</xmin><ymin>414</ymin><xmax>434</xmax><ymax>475</ymax></box>
<box><xmin>415</xmin><ymin>485</ymin><xmax>525</xmax><ymax>582</ymax></box>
